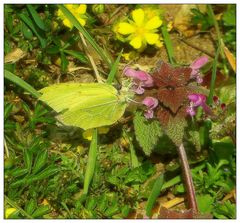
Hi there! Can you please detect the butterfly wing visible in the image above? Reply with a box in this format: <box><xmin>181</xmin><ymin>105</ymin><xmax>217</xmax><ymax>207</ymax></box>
<box><xmin>39</xmin><ymin>83</ymin><xmax>127</xmax><ymax>130</ymax></box>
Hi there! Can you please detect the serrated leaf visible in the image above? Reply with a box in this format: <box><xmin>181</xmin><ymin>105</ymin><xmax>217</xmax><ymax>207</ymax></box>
<box><xmin>133</xmin><ymin>111</ymin><xmax>163</xmax><ymax>156</ymax></box>
<box><xmin>189</xmin><ymin>130</ymin><xmax>201</xmax><ymax>152</ymax></box>
<box><xmin>165</xmin><ymin>115</ymin><xmax>187</xmax><ymax>146</ymax></box>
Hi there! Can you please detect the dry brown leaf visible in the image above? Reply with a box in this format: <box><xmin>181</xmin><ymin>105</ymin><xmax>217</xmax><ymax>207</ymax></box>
<box><xmin>5</xmin><ymin>48</ymin><xmax>27</xmax><ymax>63</ymax></box>
<box><xmin>224</xmin><ymin>46</ymin><xmax>236</xmax><ymax>72</ymax></box>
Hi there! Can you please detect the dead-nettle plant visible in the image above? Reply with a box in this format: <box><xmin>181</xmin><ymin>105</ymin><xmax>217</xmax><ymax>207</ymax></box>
<box><xmin>124</xmin><ymin>56</ymin><xmax>210</xmax><ymax>215</ymax></box>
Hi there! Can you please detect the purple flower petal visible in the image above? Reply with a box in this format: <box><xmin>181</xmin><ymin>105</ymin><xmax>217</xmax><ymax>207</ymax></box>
<box><xmin>186</xmin><ymin>106</ymin><xmax>196</xmax><ymax>117</ymax></box>
<box><xmin>124</xmin><ymin>66</ymin><xmax>154</xmax><ymax>88</ymax></box>
<box><xmin>190</xmin><ymin>56</ymin><xmax>209</xmax><ymax>70</ymax></box>
<box><xmin>188</xmin><ymin>94</ymin><xmax>206</xmax><ymax>107</ymax></box>
<box><xmin>142</xmin><ymin>97</ymin><xmax>158</xmax><ymax>119</ymax></box>
<box><xmin>144</xmin><ymin>110</ymin><xmax>154</xmax><ymax>119</ymax></box>
<box><xmin>134</xmin><ymin>84</ymin><xmax>145</xmax><ymax>94</ymax></box>
<box><xmin>142</xmin><ymin>97</ymin><xmax>158</xmax><ymax>109</ymax></box>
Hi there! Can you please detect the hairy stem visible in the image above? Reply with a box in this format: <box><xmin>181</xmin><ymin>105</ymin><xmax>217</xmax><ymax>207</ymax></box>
<box><xmin>176</xmin><ymin>143</ymin><xmax>198</xmax><ymax>215</ymax></box>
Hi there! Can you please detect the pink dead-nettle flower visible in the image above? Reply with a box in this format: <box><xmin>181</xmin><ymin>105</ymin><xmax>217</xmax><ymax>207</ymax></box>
<box><xmin>190</xmin><ymin>56</ymin><xmax>208</xmax><ymax>84</ymax></box>
<box><xmin>186</xmin><ymin>93</ymin><xmax>212</xmax><ymax>117</ymax></box>
<box><xmin>142</xmin><ymin>97</ymin><xmax>158</xmax><ymax>119</ymax></box>
<box><xmin>124</xmin><ymin>66</ymin><xmax>154</xmax><ymax>94</ymax></box>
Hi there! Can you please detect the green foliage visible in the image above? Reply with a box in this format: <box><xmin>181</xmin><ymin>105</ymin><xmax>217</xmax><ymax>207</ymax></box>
<box><xmin>191</xmin><ymin>7</ymin><xmax>214</xmax><ymax>31</ymax></box>
<box><xmin>213</xmin><ymin>200</ymin><xmax>236</xmax><ymax>219</ymax></box>
<box><xmin>145</xmin><ymin>174</ymin><xmax>164</xmax><ymax>217</ymax></box>
<box><xmin>196</xmin><ymin>194</ymin><xmax>214</xmax><ymax>215</ymax></box>
<box><xmin>133</xmin><ymin>111</ymin><xmax>174</xmax><ymax>156</ymax></box>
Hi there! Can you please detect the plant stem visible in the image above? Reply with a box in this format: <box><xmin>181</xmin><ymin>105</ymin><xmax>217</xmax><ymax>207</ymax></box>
<box><xmin>176</xmin><ymin>143</ymin><xmax>198</xmax><ymax>215</ymax></box>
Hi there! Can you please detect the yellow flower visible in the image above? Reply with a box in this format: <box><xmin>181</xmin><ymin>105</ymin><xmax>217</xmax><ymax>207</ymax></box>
<box><xmin>82</xmin><ymin>127</ymin><xmax>110</xmax><ymax>141</ymax></box>
<box><xmin>122</xmin><ymin>51</ymin><xmax>139</xmax><ymax>61</ymax></box>
<box><xmin>5</xmin><ymin>208</ymin><xmax>17</xmax><ymax>218</ymax></box>
<box><xmin>115</xmin><ymin>8</ymin><xmax>162</xmax><ymax>49</ymax></box>
<box><xmin>57</xmin><ymin>4</ymin><xmax>87</xmax><ymax>29</ymax></box>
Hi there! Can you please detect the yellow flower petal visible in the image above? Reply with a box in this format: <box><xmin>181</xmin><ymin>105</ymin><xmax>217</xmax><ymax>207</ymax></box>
<box><xmin>146</xmin><ymin>16</ymin><xmax>162</xmax><ymax>30</ymax></box>
<box><xmin>77</xmin><ymin>4</ymin><xmax>87</xmax><ymax>14</ymax></box>
<box><xmin>63</xmin><ymin>19</ymin><xmax>72</xmax><ymax>28</ymax></box>
<box><xmin>5</xmin><ymin>208</ymin><xmax>17</xmax><ymax>218</ymax></box>
<box><xmin>155</xmin><ymin>39</ymin><xmax>163</xmax><ymax>48</ymax></box>
<box><xmin>78</xmin><ymin>18</ymin><xmax>86</xmax><ymax>26</ymax></box>
<box><xmin>132</xmin><ymin>9</ymin><xmax>144</xmax><ymax>26</ymax></box>
<box><xmin>144</xmin><ymin>33</ymin><xmax>159</xmax><ymax>45</ymax></box>
<box><xmin>130</xmin><ymin>36</ymin><xmax>142</xmax><ymax>49</ymax></box>
<box><xmin>117</xmin><ymin>22</ymin><xmax>135</xmax><ymax>35</ymax></box>
<box><xmin>82</xmin><ymin>129</ymin><xmax>93</xmax><ymax>140</ymax></box>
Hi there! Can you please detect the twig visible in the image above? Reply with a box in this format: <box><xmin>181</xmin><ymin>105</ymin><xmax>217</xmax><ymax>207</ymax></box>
<box><xmin>79</xmin><ymin>32</ymin><xmax>103</xmax><ymax>83</ymax></box>
<box><xmin>176</xmin><ymin>143</ymin><xmax>198</xmax><ymax>215</ymax></box>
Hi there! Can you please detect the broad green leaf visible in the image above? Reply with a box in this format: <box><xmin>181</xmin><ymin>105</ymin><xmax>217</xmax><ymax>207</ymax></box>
<box><xmin>133</xmin><ymin>111</ymin><xmax>174</xmax><ymax>156</ymax></box>
<box><xmin>146</xmin><ymin>174</ymin><xmax>164</xmax><ymax>217</ymax></box>
<box><xmin>39</xmin><ymin>83</ymin><xmax>132</xmax><ymax>130</ymax></box>
<box><xmin>83</xmin><ymin>129</ymin><xmax>98</xmax><ymax>195</ymax></box>
<box><xmin>4</xmin><ymin>69</ymin><xmax>41</xmax><ymax>98</ymax></box>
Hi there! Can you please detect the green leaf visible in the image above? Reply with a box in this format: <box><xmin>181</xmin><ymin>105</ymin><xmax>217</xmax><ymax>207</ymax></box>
<box><xmin>25</xmin><ymin>199</ymin><xmax>37</xmax><ymax>215</ymax></box>
<box><xmin>27</xmin><ymin>5</ymin><xmax>46</xmax><ymax>31</ymax></box>
<box><xmin>26</xmin><ymin>165</ymin><xmax>59</xmax><ymax>182</ymax></box>
<box><xmin>57</xmin><ymin>5</ymin><xmax>112</xmax><ymax>68</ymax></box>
<box><xmin>21</xmin><ymin>22</ymin><xmax>33</xmax><ymax>40</ymax></box>
<box><xmin>63</xmin><ymin>49</ymin><xmax>88</xmax><ymax>63</ymax></box>
<box><xmin>222</xmin><ymin>5</ymin><xmax>236</xmax><ymax>27</ymax></box>
<box><xmin>4</xmin><ymin>69</ymin><xmax>41</xmax><ymax>98</ymax></box>
<box><xmin>106</xmin><ymin>51</ymin><xmax>122</xmax><ymax>84</ymax></box>
<box><xmin>23</xmin><ymin>149</ymin><xmax>33</xmax><ymax>173</ymax></box>
<box><xmin>60</xmin><ymin>52</ymin><xmax>68</xmax><ymax>73</ymax></box>
<box><xmin>31</xmin><ymin>205</ymin><xmax>50</xmax><ymax>218</ymax></box>
<box><xmin>196</xmin><ymin>194</ymin><xmax>214</xmax><ymax>215</ymax></box>
<box><xmin>165</xmin><ymin>115</ymin><xmax>187</xmax><ymax>146</ymax></box>
<box><xmin>18</xmin><ymin>12</ymin><xmax>47</xmax><ymax>48</ymax></box>
<box><xmin>133</xmin><ymin>111</ymin><xmax>163</xmax><ymax>156</ymax></box>
<box><xmin>83</xmin><ymin>129</ymin><xmax>98</xmax><ymax>194</ymax></box>
<box><xmin>218</xmin><ymin>84</ymin><xmax>236</xmax><ymax>105</ymax></box>
<box><xmin>32</xmin><ymin>149</ymin><xmax>48</xmax><ymax>174</ymax></box>
<box><xmin>146</xmin><ymin>174</ymin><xmax>164</xmax><ymax>217</ymax></box>
<box><xmin>129</xmin><ymin>141</ymin><xmax>139</xmax><ymax>168</ymax></box>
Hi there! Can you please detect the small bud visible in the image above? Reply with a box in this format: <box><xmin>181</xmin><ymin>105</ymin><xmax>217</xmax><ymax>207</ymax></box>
<box><xmin>91</xmin><ymin>4</ymin><xmax>105</xmax><ymax>15</ymax></box>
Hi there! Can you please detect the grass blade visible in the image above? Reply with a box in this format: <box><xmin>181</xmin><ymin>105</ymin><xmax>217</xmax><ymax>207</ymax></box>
<box><xmin>207</xmin><ymin>46</ymin><xmax>220</xmax><ymax>104</ymax></box>
<box><xmin>63</xmin><ymin>49</ymin><xmax>88</xmax><ymax>64</ymax></box>
<box><xmin>26</xmin><ymin>5</ymin><xmax>46</xmax><ymax>31</ymax></box>
<box><xmin>106</xmin><ymin>51</ymin><xmax>122</xmax><ymax>84</ymax></box>
<box><xmin>161</xmin><ymin>24</ymin><xmax>175</xmax><ymax>64</ymax></box>
<box><xmin>18</xmin><ymin>13</ymin><xmax>47</xmax><ymax>48</ymax></box>
<box><xmin>4</xmin><ymin>69</ymin><xmax>41</xmax><ymax>98</ymax></box>
<box><xmin>83</xmin><ymin>129</ymin><xmax>98</xmax><ymax>195</ymax></box>
<box><xmin>145</xmin><ymin>174</ymin><xmax>164</xmax><ymax>217</ymax></box>
<box><xmin>58</xmin><ymin>5</ymin><xmax>112</xmax><ymax>68</ymax></box>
